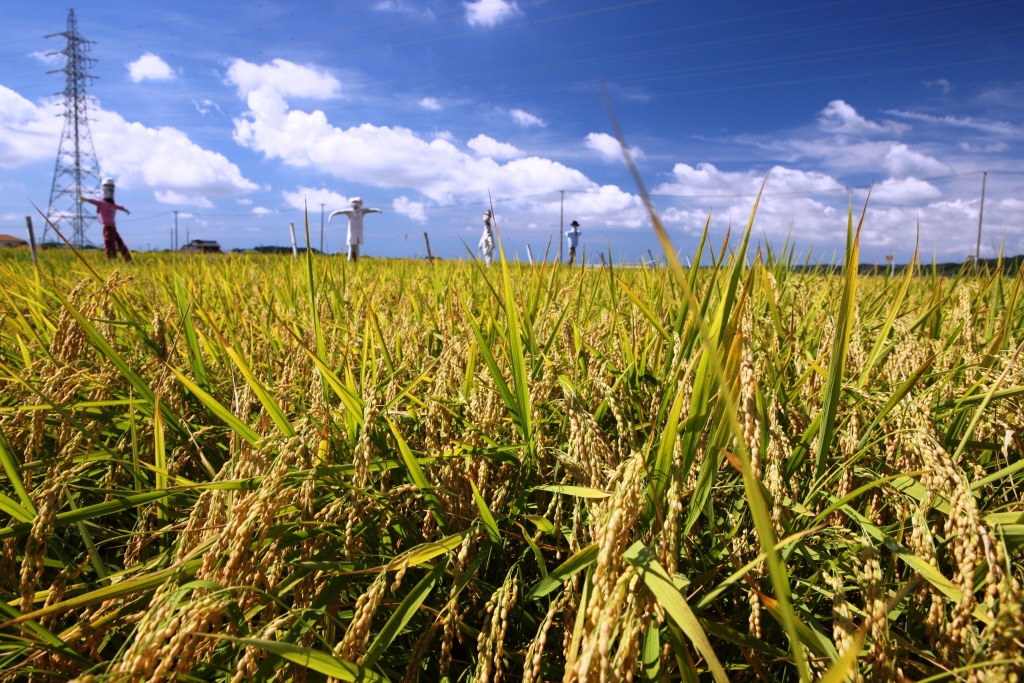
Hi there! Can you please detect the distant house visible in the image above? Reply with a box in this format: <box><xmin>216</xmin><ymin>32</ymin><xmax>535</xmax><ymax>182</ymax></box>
<box><xmin>180</xmin><ymin>239</ymin><xmax>222</xmax><ymax>254</ymax></box>
<box><xmin>0</xmin><ymin>234</ymin><xmax>28</xmax><ymax>248</ymax></box>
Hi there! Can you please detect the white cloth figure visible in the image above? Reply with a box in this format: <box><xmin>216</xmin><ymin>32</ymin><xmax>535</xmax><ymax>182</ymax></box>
<box><xmin>329</xmin><ymin>197</ymin><xmax>382</xmax><ymax>261</ymax></box>
<box><xmin>478</xmin><ymin>210</ymin><xmax>495</xmax><ymax>266</ymax></box>
<box><xmin>566</xmin><ymin>220</ymin><xmax>581</xmax><ymax>265</ymax></box>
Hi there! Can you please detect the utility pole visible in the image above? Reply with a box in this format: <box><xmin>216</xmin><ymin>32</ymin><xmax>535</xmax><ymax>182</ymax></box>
<box><xmin>25</xmin><ymin>217</ymin><xmax>38</xmax><ymax>266</ymax></box>
<box><xmin>173</xmin><ymin>211</ymin><xmax>179</xmax><ymax>251</ymax></box>
<box><xmin>975</xmin><ymin>170</ymin><xmax>987</xmax><ymax>272</ymax></box>
<box><xmin>44</xmin><ymin>9</ymin><xmax>102</xmax><ymax>248</ymax></box>
<box><xmin>320</xmin><ymin>204</ymin><xmax>325</xmax><ymax>254</ymax></box>
<box><xmin>559</xmin><ymin>190</ymin><xmax>565</xmax><ymax>263</ymax></box>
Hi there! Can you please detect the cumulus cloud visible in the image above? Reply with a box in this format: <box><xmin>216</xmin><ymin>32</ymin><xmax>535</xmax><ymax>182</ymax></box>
<box><xmin>869</xmin><ymin>177</ymin><xmax>942</xmax><ymax>204</ymax></box>
<box><xmin>465</xmin><ymin>0</ymin><xmax>520</xmax><ymax>28</ymax></box>
<box><xmin>251</xmin><ymin>206</ymin><xmax>274</xmax><ymax>215</ymax></box>
<box><xmin>419</xmin><ymin>97</ymin><xmax>442</xmax><ymax>111</ymax></box>
<box><xmin>393</xmin><ymin>196</ymin><xmax>427</xmax><ymax>222</ymax></box>
<box><xmin>281</xmin><ymin>187</ymin><xmax>351</xmax><ymax>211</ymax></box>
<box><xmin>653</xmin><ymin>163</ymin><xmax>849</xmax><ymax>243</ymax></box>
<box><xmin>510</xmin><ymin>108</ymin><xmax>545</xmax><ymax>127</ymax></box>
<box><xmin>818</xmin><ymin>100</ymin><xmax>907</xmax><ymax>136</ymax></box>
<box><xmin>154</xmin><ymin>190</ymin><xmax>213</xmax><ymax>208</ymax></box>
<box><xmin>0</xmin><ymin>84</ymin><xmax>255</xmax><ymax>203</ymax></box>
<box><xmin>585</xmin><ymin>132</ymin><xmax>643</xmax><ymax>163</ymax></box>
<box><xmin>230</xmin><ymin>62</ymin><xmax>641</xmax><ymax>227</ymax></box>
<box><xmin>883</xmin><ymin>143</ymin><xmax>950</xmax><ymax>178</ymax></box>
<box><xmin>127</xmin><ymin>53</ymin><xmax>175</xmax><ymax>83</ymax></box>
<box><xmin>648</xmin><ymin>157</ymin><xmax>1019</xmax><ymax>259</ymax></box>
<box><xmin>467</xmin><ymin>134</ymin><xmax>522</xmax><ymax>159</ymax></box>
<box><xmin>225</xmin><ymin>58</ymin><xmax>342</xmax><ymax>99</ymax></box>
<box><xmin>657</xmin><ymin>163</ymin><xmax>842</xmax><ymax>197</ymax></box>
<box><xmin>92</xmin><ymin>109</ymin><xmax>258</xmax><ymax>199</ymax></box>
<box><xmin>0</xmin><ymin>86</ymin><xmax>62</xmax><ymax>168</ymax></box>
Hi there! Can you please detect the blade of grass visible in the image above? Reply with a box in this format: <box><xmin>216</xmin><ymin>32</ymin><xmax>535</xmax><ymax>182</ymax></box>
<box><xmin>815</xmin><ymin>192</ymin><xmax>866</xmax><ymax>483</ymax></box>
<box><xmin>623</xmin><ymin>541</ymin><xmax>729</xmax><ymax>683</ymax></box>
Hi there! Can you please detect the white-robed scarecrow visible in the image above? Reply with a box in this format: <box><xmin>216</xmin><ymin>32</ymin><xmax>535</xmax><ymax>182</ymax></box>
<box><xmin>566</xmin><ymin>220</ymin><xmax>581</xmax><ymax>265</ymax></box>
<box><xmin>329</xmin><ymin>197</ymin><xmax>382</xmax><ymax>261</ymax></box>
<box><xmin>478</xmin><ymin>210</ymin><xmax>495</xmax><ymax>266</ymax></box>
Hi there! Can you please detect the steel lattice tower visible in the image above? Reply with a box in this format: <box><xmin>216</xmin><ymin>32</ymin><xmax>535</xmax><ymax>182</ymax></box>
<box><xmin>44</xmin><ymin>9</ymin><xmax>102</xmax><ymax>248</ymax></box>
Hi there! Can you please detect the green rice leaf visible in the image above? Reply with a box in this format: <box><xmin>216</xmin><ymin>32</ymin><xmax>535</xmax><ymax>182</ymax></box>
<box><xmin>623</xmin><ymin>541</ymin><xmax>729</xmax><ymax>683</ymax></box>
<box><xmin>815</xmin><ymin>194</ymin><xmax>863</xmax><ymax>482</ymax></box>
<box><xmin>363</xmin><ymin>560</ymin><xmax>447</xmax><ymax>668</ymax></box>
<box><xmin>471</xmin><ymin>480</ymin><xmax>501</xmax><ymax>544</ymax></box>
<box><xmin>167</xmin><ymin>365</ymin><xmax>260</xmax><ymax>445</ymax></box>
<box><xmin>225</xmin><ymin>637</ymin><xmax>389</xmax><ymax>682</ymax></box>
<box><xmin>526</xmin><ymin>543</ymin><xmax>598</xmax><ymax>601</ymax></box>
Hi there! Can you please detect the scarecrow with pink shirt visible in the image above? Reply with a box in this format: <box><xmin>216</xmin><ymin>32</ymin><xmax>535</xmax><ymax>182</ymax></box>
<box><xmin>80</xmin><ymin>178</ymin><xmax>132</xmax><ymax>262</ymax></box>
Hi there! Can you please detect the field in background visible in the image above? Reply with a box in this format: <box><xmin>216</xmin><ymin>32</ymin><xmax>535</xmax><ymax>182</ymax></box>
<box><xmin>0</xmin><ymin>222</ymin><xmax>1022</xmax><ymax>682</ymax></box>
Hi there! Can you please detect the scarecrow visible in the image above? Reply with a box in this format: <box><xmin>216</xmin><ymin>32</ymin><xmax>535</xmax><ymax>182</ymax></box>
<box><xmin>80</xmin><ymin>178</ymin><xmax>132</xmax><ymax>262</ymax></box>
<box><xmin>566</xmin><ymin>220</ymin><xmax>581</xmax><ymax>265</ymax></box>
<box><xmin>479</xmin><ymin>210</ymin><xmax>495</xmax><ymax>266</ymax></box>
<box><xmin>329</xmin><ymin>197</ymin><xmax>382</xmax><ymax>261</ymax></box>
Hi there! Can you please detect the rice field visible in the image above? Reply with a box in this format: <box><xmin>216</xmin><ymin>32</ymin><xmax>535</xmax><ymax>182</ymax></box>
<box><xmin>0</xmin><ymin>210</ymin><xmax>1022</xmax><ymax>682</ymax></box>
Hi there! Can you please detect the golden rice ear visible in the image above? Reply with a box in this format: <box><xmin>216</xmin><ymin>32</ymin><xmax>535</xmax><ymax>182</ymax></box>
<box><xmin>1</xmin><ymin>171</ymin><xmax>1020</xmax><ymax>683</ymax></box>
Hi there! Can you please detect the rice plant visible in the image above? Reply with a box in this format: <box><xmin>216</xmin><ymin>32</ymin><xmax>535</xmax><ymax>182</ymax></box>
<box><xmin>0</xmin><ymin>206</ymin><xmax>1022</xmax><ymax>682</ymax></box>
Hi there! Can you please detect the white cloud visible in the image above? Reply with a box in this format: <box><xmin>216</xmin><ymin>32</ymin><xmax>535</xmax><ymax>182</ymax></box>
<box><xmin>393</xmin><ymin>196</ymin><xmax>427</xmax><ymax>222</ymax></box>
<box><xmin>925</xmin><ymin>79</ymin><xmax>952</xmax><ymax>94</ymax></box>
<box><xmin>127</xmin><ymin>53</ymin><xmax>175</xmax><ymax>83</ymax></box>
<box><xmin>883</xmin><ymin>143</ymin><xmax>950</xmax><ymax>178</ymax></box>
<box><xmin>653</xmin><ymin>163</ymin><xmax>849</xmax><ymax>242</ymax></box>
<box><xmin>225</xmin><ymin>58</ymin><xmax>342</xmax><ymax>99</ymax></box>
<box><xmin>30</xmin><ymin>51</ymin><xmax>62</xmax><ymax>66</ymax></box>
<box><xmin>585</xmin><ymin>132</ymin><xmax>644</xmax><ymax>163</ymax></box>
<box><xmin>237</xmin><ymin>198</ymin><xmax>253</xmax><ymax>205</ymax></box>
<box><xmin>281</xmin><ymin>187</ymin><xmax>351</xmax><ymax>212</ymax></box>
<box><xmin>419</xmin><ymin>97</ymin><xmax>442</xmax><ymax>111</ymax></box>
<box><xmin>818</xmin><ymin>100</ymin><xmax>907</xmax><ymax>136</ymax></box>
<box><xmin>869</xmin><ymin>177</ymin><xmax>942</xmax><ymax>204</ymax></box>
<box><xmin>467</xmin><ymin>134</ymin><xmax>522</xmax><ymax>159</ymax></box>
<box><xmin>465</xmin><ymin>0</ymin><xmax>520</xmax><ymax>27</ymax></box>
<box><xmin>230</xmin><ymin>68</ymin><xmax>642</xmax><ymax>227</ymax></box>
<box><xmin>0</xmin><ymin>84</ymin><xmax>255</xmax><ymax>200</ymax></box>
<box><xmin>434</xmin><ymin>130</ymin><xmax>455</xmax><ymax>142</ymax></box>
<box><xmin>251</xmin><ymin>206</ymin><xmax>273</xmax><ymax>215</ymax></box>
<box><xmin>154</xmin><ymin>190</ymin><xmax>213</xmax><ymax>208</ymax></box>
<box><xmin>194</xmin><ymin>99</ymin><xmax>224</xmax><ymax>116</ymax></box>
<box><xmin>959</xmin><ymin>141</ymin><xmax>1009</xmax><ymax>153</ymax></box>
<box><xmin>0</xmin><ymin>86</ymin><xmax>62</xmax><ymax>168</ymax></box>
<box><xmin>375</xmin><ymin>1</ymin><xmax>435</xmax><ymax>19</ymax></box>
<box><xmin>510</xmin><ymin>108</ymin><xmax>545</xmax><ymax>128</ymax></box>
<box><xmin>885</xmin><ymin>109</ymin><xmax>1021</xmax><ymax>137</ymax></box>
<box><xmin>93</xmin><ymin>109</ymin><xmax>258</xmax><ymax>197</ymax></box>
<box><xmin>657</xmin><ymin>163</ymin><xmax>842</xmax><ymax>197</ymax></box>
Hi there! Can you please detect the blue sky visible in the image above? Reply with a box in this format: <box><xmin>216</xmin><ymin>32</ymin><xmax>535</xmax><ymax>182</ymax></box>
<box><xmin>1</xmin><ymin>0</ymin><xmax>1023</xmax><ymax>262</ymax></box>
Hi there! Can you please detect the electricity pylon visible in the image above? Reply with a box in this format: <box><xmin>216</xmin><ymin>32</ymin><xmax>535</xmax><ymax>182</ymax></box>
<box><xmin>44</xmin><ymin>9</ymin><xmax>102</xmax><ymax>248</ymax></box>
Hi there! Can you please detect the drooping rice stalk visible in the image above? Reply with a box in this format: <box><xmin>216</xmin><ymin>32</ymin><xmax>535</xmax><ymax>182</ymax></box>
<box><xmin>0</xmin><ymin>217</ymin><xmax>1021</xmax><ymax>682</ymax></box>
